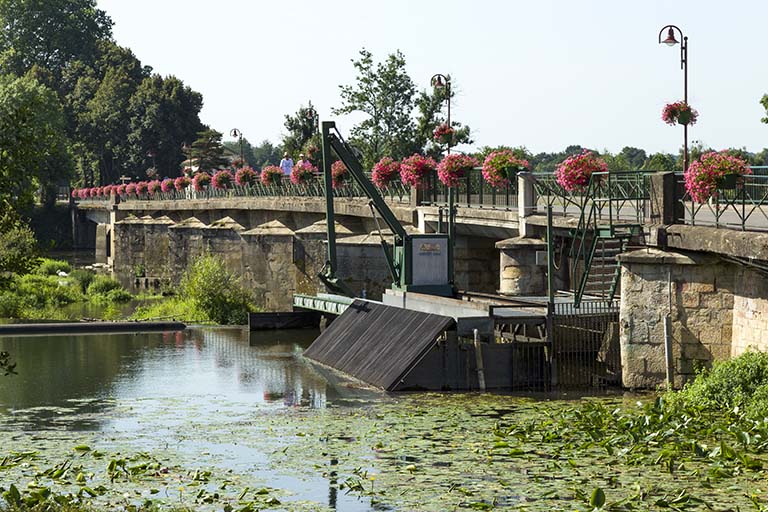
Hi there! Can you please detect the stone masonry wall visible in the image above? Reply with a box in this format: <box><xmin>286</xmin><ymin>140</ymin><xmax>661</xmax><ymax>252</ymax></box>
<box><xmin>619</xmin><ymin>249</ymin><xmax>735</xmax><ymax>389</ymax></box>
<box><xmin>732</xmin><ymin>267</ymin><xmax>768</xmax><ymax>355</ymax></box>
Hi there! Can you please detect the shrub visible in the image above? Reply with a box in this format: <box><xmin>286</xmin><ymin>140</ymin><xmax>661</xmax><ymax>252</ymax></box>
<box><xmin>0</xmin><ymin>220</ymin><xmax>39</xmax><ymax>277</ymax></box>
<box><xmin>0</xmin><ymin>291</ymin><xmax>23</xmax><ymax>317</ymax></box>
<box><xmin>86</xmin><ymin>275</ymin><xmax>122</xmax><ymax>296</ymax></box>
<box><xmin>35</xmin><ymin>258</ymin><xmax>71</xmax><ymax>276</ymax></box>
<box><xmin>69</xmin><ymin>269</ymin><xmax>95</xmax><ymax>294</ymax></box>
<box><xmin>371</xmin><ymin>157</ymin><xmax>400</xmax><ymax>188</ymax></box>
<box><xmin>13</xmin><ymin>274</ymin><xmax>81</xmax><ymax>307</ymax></box>
<box><xmin>180</xmin><ymin>254</ymin><xmax>254</xmax><ymax>325</ymax></box>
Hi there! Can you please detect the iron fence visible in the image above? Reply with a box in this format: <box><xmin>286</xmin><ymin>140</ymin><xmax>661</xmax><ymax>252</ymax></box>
<box><xmin>551</xmin><ymin>299</ymin><xmax>621</xmax><ymax>388</ymax></box>
<box><xmin>421</xmin><ymin>167</ymin><xmax>518</xmax><ymax>209</ymax></box>
<box><xmin>675</xmin><ymin>167</ymin><xmax>768</xmax><ymax>231</ymax></box>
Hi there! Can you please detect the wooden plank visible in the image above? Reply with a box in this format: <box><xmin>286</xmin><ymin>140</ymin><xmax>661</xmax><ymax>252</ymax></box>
<box><xmin>303</xmin><ymin>300</ymin><xmax>455</xmax><ymax>391</ymax></box>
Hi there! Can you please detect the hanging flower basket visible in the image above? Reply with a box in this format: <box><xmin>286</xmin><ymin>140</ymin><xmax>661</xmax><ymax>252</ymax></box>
<box><xmin>193</xmin><ymin>172</ymin><xmax>210</xmax><ymax>191</ymax></box>
<box><xmin>260</xmin><ymin>165</ymin><xmax>283</xmax><ymax>186</ymax></box>
<box><xmin>371</xmin><ymin>157</ymin><xmax>401</xmax><ymax>188</ymax></box>
<box><xmin>662</xmin><ymin>101</ymin><xmax>698</xmax><ymax>126</ymax></box>
<box><xmin>291</xmin><ymin>161</ymin><xmax>317</xmax><ymax>185</ymax></box>
<box><xmin>116</xmin><ymin>184</ymin><xmax>126</xmax><ymax>196</ymax></box>
<box><xmin>331</xmin><ymin>161</ymin><xmax>349</xmax><ymax>189</ymax></box>
<box><xmin>683</xmin><ymin>151</ymin><xmax>751</xmax><ymax>203</ymax></box>
<box><xmin>433</xmin><ymin>124</ymin><xmax>454</xmax><ymax>146</ymax></box>
<box><xmin>125</xmin><ymin>183</ymin><xmax>137</xmax><ymax>197</ymax></box>
<box><xmin>212</xmin><ymin>169</ymin><xmax>234</xmax><ymax>189</ymax></box>
<box><xmin>174</xmin><ymin>176</ymin><xmax>191</xmax><ymax>191</ymax></box>
<box><xmin>135</xmin><ymin>182</ymin><xmax>149</xmax><ymax>196</ymax></box>
<box><xmin>400</xmin><ymin>154</ymin><xmax>437</xmax><ymax>188</ymax></box>
<box><xmin>482</xmin><ymin>150</ymin><xmax>530</xmax><ymax>188</ymax></box>
<box><xmin>437</xmin><ymin>153</ymin><xmax>478</xmax><ymax>188</ymax></box>
<box><xmin>160</xmin><ymin>178</ymin><xmax>174</xmax><ymax>193</ymax></box>
<box><xmin>147</xmin><ymin>180</ymin><xmax>162</xmax><ymax>196</ymax></box>
<box><xmin>235</xmin><ymin>166</ymin><xmax>257</xmax><ymax>187</ymax></box>
<box><xmin>555</xmin><ymin>151</ymin><xmax>608</xmax><ymax>192</ymax></box>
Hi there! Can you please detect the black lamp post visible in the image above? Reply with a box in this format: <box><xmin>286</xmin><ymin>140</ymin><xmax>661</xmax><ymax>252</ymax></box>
<box><xmin>431</xmin><ymin>73</ymin><xmax>455</xmax><ymax>288</ymax></box>
<box><xmin>658</xmin><ymin>24</ymin><xmax>689</xmax><ymax>172</ymax></box>
<box><xmin>230</xmin><ymin>128</ymin><xmax>243</xmax><ymax>166</ymax></box>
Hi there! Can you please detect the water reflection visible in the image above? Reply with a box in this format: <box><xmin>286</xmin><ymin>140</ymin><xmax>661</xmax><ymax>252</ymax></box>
<box><xmin>0</xmin><ymin>327</ymin><xmax>363</xmax><ymax>431</ymax></box>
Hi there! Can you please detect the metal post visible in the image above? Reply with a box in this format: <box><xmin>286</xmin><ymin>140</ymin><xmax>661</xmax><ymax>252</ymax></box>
<box><xmin>446</xmin><ymin>79</ymin><xmax>455</xmax><ymax>287</ymax></box>
<box><xmin>473</xmin><ymin>328</ymin><xmax>486</xmax><ymax>391</ymax></box>
<box><xmin>321</xmin><ymin>121</ymin><xmax>338</xmax><ymax>274</ymax></box>
<box><xmin>546</xmin><ymin>205</ymin><xmax>556</xmax><ymax>387</ymax></box>
<box><xmin>683</xmin><ymin>36</ymin><xmax>689</xmax><ymax>172</ymax></box>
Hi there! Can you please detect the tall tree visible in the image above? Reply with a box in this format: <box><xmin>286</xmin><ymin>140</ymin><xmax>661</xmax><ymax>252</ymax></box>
<box><xmin>0</xmin><ymin>74</ymin><xmax>69</xmax><ymax>213</ymax></box>
<box><xmin>184</xmin><ymin>129</ymin><xmax>227</xmax><ymax>173</ymax></box>
<box><xmin>642</xmin><ymin>152</ymin><xmax>676</xmax><ymax>172</ymax></box>
<box><xmin>282</xmin><ymin>101</ymin><xmax>318</xmax><ymax>158</ymax></box>
<box><xmin>127</xmin><ymin>74</ymin><xmax>204</xmax><ymax>178</ymax></box>
<box><xmin>251</xmin><ymin>140</ymin><xmax>282</xmax><ymax>168</ymax></box>
<box><xmin>618</xmin><ymin>147</ymin><xmax>647</xmax><ymax>169</ymax></box>
<box><xmin>0</xmin><ymin>0</ymin><xmax>113</xmax><ymax>80</ymax></box>
<box><xmin>761</xmin><ymin>94</ymin><xmax>768</xmax><ymax>124</ymax></box>
<box><xmin>333</xmin><ymin>49</ymin><xmax>416</xmax><ymax>169</ymax></box>
<box><xmin>414</xmin><ymin>83</ymin><xmax>472</xmax><ymax>159</ymax></box>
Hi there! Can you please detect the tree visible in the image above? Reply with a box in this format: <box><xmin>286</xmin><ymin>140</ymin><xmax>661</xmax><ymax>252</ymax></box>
<box><xmin>127</xmin><ymin>74</ymin><xmax>204</xmax><ymax>178</ymax></box>
<box><xmin>618</xmin><ymin>147</ymin><xmax>647</xmax><ymax>169</ymax></box>
<box><xmin>184</xmin><ymin>129</ymin><xmax>227</xmax><ymax>173</ymax></box>
<box><xmin>333</xmin><ymin>49</ymin><xmax>417</xmax><ymax>169</ymax></box>
<box><xmin>251</xmin><ymin>140</ymin><xmax>282</xmax><ymax>168</ymax></box>
<box><xmin>0</xmin><ymin>74</ymin><xmax>70</xmax><ymax>213</ymax></box>
<box><xmin>414</xmin><ymin>83</ymin><xmax>472</xmax><ymax>159</ymax></box>
<box><xmin>0</xmin><ymin>0</ymin><xmax>113</xmax><ymax>80</ymax></box>
<box><xmin>643</xmin><ymin>153</ymin><xmax>676</xmax><ymax>172</ymax></box>
<box><xmin>0</xmin><ymin>202</ymin><xmax>39</xmax><ymax>280</ymax></box>
<box><xmin>475</xmin><ymin>145</ymin><xmax>533</xmax><ymax>164</ymax></box>
<box><xmin>282</xmin><ymin>102</ymin><xmax>318</xmax><ymax>158</ymax></box>
<box><xmin>761</xmin><ymin>94</ymin><xmax>768</xmax><ymax>124</ymax></box>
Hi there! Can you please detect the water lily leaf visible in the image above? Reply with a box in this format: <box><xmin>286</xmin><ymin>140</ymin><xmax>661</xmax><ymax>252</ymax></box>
<box><xmin>590</xmin><ymin>487</ymin><xmax>606</xmax><ymax>508</ymax></box>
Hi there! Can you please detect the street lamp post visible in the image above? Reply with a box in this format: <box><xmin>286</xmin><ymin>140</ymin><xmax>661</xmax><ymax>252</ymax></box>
<box><xmin>230</xmin><ymin>128</ymin><xmax>243</xmax><ymax>166</ymax></box>
<box><xmin>431</xmin><ymin>73</ymin><xmax>455</xmax><ymax>288</ymax></box>
<box><xmin>658</xmin><ymin>24</ymin><xmax>689</xmax><ymax>172</ymax></box>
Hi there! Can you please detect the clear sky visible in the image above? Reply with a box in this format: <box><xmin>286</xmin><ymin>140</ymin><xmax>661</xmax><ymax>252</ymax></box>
<box><xmin>97</xmin><ymin>0</ymin><xmax>768</xmax><ymax>155</ymax></box>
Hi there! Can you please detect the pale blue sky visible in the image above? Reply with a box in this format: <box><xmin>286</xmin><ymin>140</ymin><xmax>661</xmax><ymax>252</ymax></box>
<box><xmin>97</xmin><ymin>0</ymin><xmax>768</xmax><ymax>155</ymax></box>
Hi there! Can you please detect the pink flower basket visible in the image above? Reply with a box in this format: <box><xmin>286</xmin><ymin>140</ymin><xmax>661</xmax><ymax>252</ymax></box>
<box><xmin>192</xmin><ymin>172</ymin><xmax>210</xmax><ymax>191</ymax></box>
<box><xmin>400</xmin><ymin>154</ymin><xmax>437</xmax><ymax>188</ymax></box>
<box><xmin>125</xmin><ymin>183</ymin><xmax>137</xmax><ymax>196</ymax></box>
<box><xmin>174</xmin><ymin>176</ymin><xmax>191</xmax><ymax>191</ymax></box>
<box><xmin>235</xmin><ymin>166</ymin><xmax>257</xmax><ymax>187</ymax></box>
<box><xmin>684</xmin><ymin>151</ymin><xmax>752</xmax><ymax>203</ymax></box>
<box><xmin>261</xmin><ymin>166</ymin><xmax>283</xmax><ymax>186</ymax></box>
<box><xmin>482</xmin><ymin>150</ymin><xmax>529</xmax><ymax>188</ymax></box>
<box><xmin>662</xmin><ymin>101</ymin><xmax>698</xmax><ymax>126</ymax></box>
<box><xmin>160</xmin><ymin>178</ymin><xmax>175</xmax><ymax>193</ymax></box>
<box><xmin>136</xmin><ymin>182</ymin><xmax>148</xmax><ymax>195</ymax></box>
<box><xmin>116</xmin><ymin>184</ymin><xmax>127</xmax><ymax>196</ymax></box>
<box><xmin>147</xmin><ymin>180</ymin><xmax>162</xmax><ymax>196</ymax></box>
<box><xmin>371</xmin><ymin>157</ymin><xmax>401</xmax><ymax>188</ymax></box>
<box><xmin>291</xmin><ymin>161</ymin><xmax>317</xmax><ymax>185</ymax></box>
<box><xmin>437</xmin><ymin>154</ymin><xmax>478</xmax><ymax>188</ymax></box>
<box><xmin>331</xmin><ymin>161</ymin><xmax>349</xmax><ymax>189</ymax></box>
<box><xmin>212</xmin><ymin>170</ymin><xmax>234</xmax><ymax>189</ymax></box>
<box><xmin>555</xmin><ymin>151</ymin><xmax>608</xmax><ymax>192</ymax></box>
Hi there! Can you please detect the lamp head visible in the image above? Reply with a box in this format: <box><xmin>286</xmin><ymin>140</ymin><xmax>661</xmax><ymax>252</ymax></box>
<box><xmin>662</xmin><ymin>27</ymin><xmax>679</xmax><ymax>46</ymax></box>
<box><xmin>432</xmin><ymin>75</ymin><xmax>445</xmax><ymax>88</ymax></box>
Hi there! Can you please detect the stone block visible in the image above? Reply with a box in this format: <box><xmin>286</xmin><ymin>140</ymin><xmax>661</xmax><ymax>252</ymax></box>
<box><xmin>681</xmin><ymin>291</ymin><xmax>700</xmax><ymax>308</ymax></box>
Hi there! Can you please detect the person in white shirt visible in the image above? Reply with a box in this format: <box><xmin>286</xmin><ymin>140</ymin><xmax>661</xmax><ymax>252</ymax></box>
<box><xmin>279</xmin><ymin>153</ymin><xmax>294</xmax><ymax>176</ymax></box>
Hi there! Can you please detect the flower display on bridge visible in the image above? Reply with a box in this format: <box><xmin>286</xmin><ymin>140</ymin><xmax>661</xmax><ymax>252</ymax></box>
<box><xmin>136</xmin><ymin>181</ymin><xmax>149</xmax><ymax>196</ymax></box>
<box><xmin>89</xmin><ymin>187</ymin><xmax>99</xmax><ymax>197</ymax></box>
<box><xmin>555</xmin><ymin>150</ymin><xmax>608</xmax><ymax>192</ymax></box>
<box><xmin>331</xmin><ymin>160</ymin><xmax>349</xmax><ymax>189</ymax></box>
<box><xmin>212</xmin><ymin>170</ymin><xmax>234</xmax><ymax>189</ymax></box>
<box><xmin>116</xmin><ymin>184</ymin><xmax>127</xmax><ymax>196</ymax></box>
<box><xmin>160</xmin><ymin>178</ymin><xmax>175</xmax><ymax>193</ymax></box>
<box><xmin>147</xmin><ymin>180</ymin><xmax>162</xmax><ymax>196</ymax></box>
<box><xmin>235</xmin><ymin>166</ymin><xmax>257</xmax><ymax>187</ymax></box>
<box><xmin>125</xmin><ymin>183</ymin><xmax>137</xmax><ymax>196</ymax></box>
<box><xmin>371</xmin><ymin>157</ymin><xmax>401</xmax><ymax>188</ymax></box>
<box><xmin>482</xmin><ymin>150</ymin><xmax>529</xmax><ymax>188</ymax></box>
<box><xmin>433</xmin><ymin>124</ymin><xmax>454</xmax><ymax>145</ymax></box>
<box><xmin>174</xmin><ymin>176</ymin><xmax>191</xmax><ymax>191</ymax></box>
<box><xmin>260</xmin><ymin>165</ymin><xmax>283</xmax><ymax>186</ymax></box>
<box><xmin>683</xmin><ymin>151</ymin><xmax>752</xmax><ymax>203</ymax></box>
<box><xmin>400</xmin><ymin>154</ymin><xmax>437</xmax><ymax>189</ymax></box>
<box><xmin>291</xmin><ymin>161</ymin><xmax>317</xmax><ymax>185</ymax></box>
<box><xmin>192</xmin><ymin>172</ymin><xmax>210</xmax><ymax>191</ymax></box>
<box><xmin>437</xmin><ymin>153</ymin><xmax>478</xmax><ymax>188</ymax></box>
<box><xmin>662</xmin><ymin>101</ymin><xmax>698</xmax><ymax>126</ymax></box>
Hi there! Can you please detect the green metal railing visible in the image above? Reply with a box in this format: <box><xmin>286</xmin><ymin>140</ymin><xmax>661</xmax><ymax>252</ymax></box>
<box><xmin>421</xmin><ymin>168</ymin><xmax>518</xmax><ymax>209</ymax></box>
<box><xmin>676</xmin><ymin>166</ymin><xmax>768</xmax><ymax>231</ymax></box>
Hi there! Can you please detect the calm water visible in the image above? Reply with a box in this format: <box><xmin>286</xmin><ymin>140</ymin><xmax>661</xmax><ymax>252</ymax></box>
<box><xmin>0</xmin><ymin>327</ymin><xmax>383</xmax><ymax>511</ymax></box>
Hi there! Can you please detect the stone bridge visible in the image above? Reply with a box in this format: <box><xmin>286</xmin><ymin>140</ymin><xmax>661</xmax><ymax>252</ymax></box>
<box><xmin>73</xmin><ymin>170</ymin><xmax>768</xmax><ymax>389</ymax></box>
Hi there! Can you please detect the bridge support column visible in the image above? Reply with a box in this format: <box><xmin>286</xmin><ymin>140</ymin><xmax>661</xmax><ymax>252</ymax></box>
<box><xmin>647</xmin><ymin>171</ymin><xmax>683</xmax><ymax>226</ymax></box>
<box><xmin>496</xmin><ymin>237</ymin><xmax>547</xmax><ymax>296</ymax></box>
